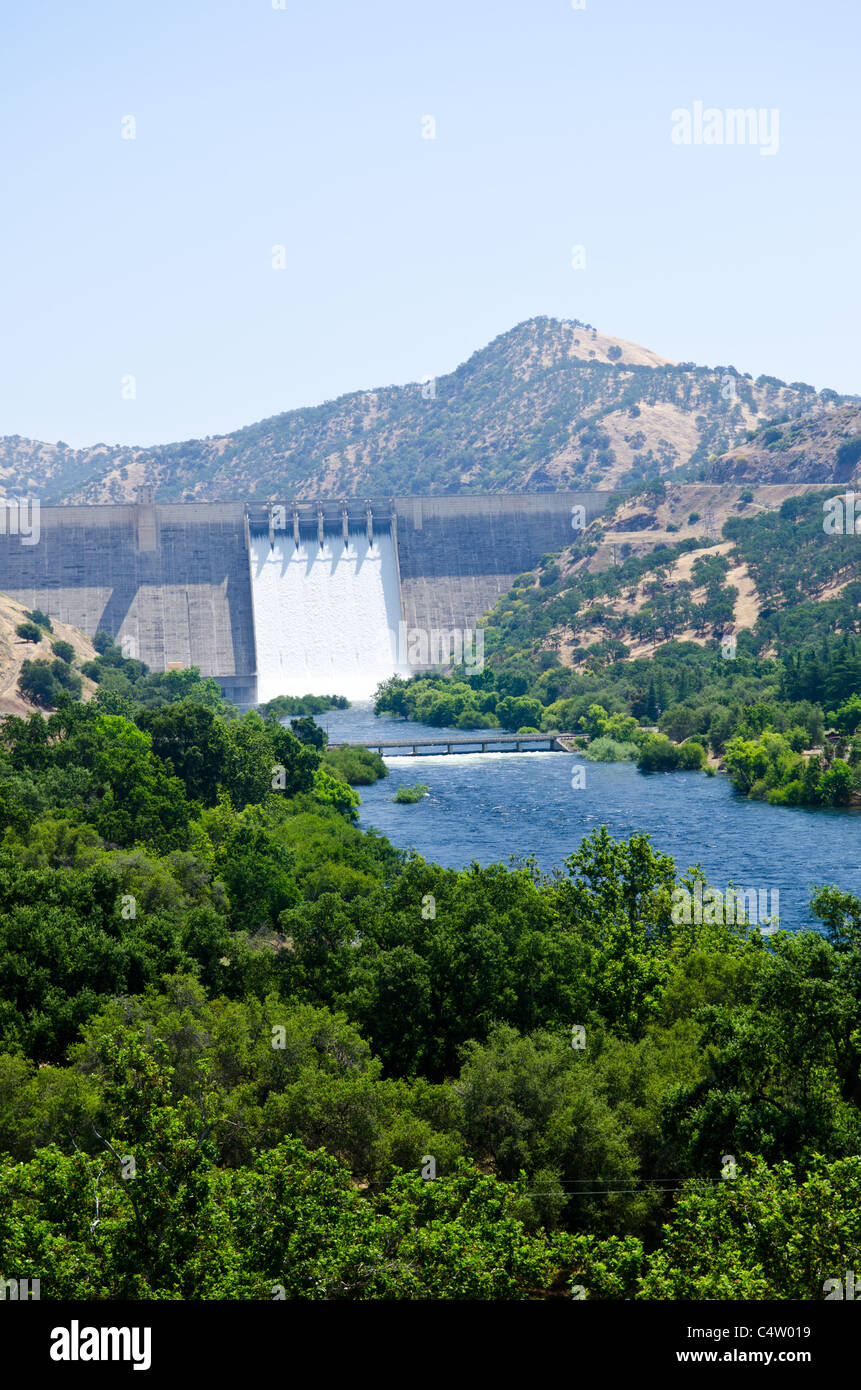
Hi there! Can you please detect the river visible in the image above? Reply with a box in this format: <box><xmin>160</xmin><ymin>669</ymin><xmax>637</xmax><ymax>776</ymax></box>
<box><xmin>315</xmin><ymin>704</ymin><xmax>861</xmax><ymax>931</ymax></box>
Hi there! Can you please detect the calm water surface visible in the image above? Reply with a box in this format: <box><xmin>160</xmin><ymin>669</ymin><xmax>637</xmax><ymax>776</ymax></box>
<box><xmin>317</xmin><ymin>704</ymin><xmax>861</xmax><ymax>931</ymax></box>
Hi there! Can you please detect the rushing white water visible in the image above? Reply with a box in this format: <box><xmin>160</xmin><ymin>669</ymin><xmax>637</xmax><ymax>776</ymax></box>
<box><xmin>250</xmin><ymin>530</ymin><xmax>406</xmax><ymax>702</ymax></box>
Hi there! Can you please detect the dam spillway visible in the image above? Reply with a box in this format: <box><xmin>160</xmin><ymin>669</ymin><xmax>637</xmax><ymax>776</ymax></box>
<box><xmin>250</xmin><ymin>530</ymin><xmax>406</xmax><ymax>703</ymax></box>
<box><xmin>0</xmin><ymin>491</ymin><xmax>610</xmax><ymax>705</ymax></box>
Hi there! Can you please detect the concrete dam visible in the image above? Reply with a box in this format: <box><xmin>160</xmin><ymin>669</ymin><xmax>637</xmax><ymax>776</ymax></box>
<box><xmin>0</xmin><ymin>492</ymin><xmax>609</xmax><ymax>706</ymax></box>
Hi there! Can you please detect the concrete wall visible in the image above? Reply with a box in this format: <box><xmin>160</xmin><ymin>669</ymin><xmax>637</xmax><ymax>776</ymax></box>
<box><xmin>0</xmin><ymin>502</ymin><xmax>257</xmax><ymax>703</ymax></box>
<box><xmin>394</xmin><ymin>492</ymin><xmax>608</xmax><ymax>633</ymax></box>
<box><xmin>0</xmin><ymin>492</ymin><xmax>611</xmax><ymax>704</ymax></box>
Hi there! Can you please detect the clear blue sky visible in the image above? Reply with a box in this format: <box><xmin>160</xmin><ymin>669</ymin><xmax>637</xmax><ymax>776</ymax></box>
<box><xmin>2</xmin><ymin>0</ymin><xmax>858</xmax><ymax>448</ymax></box>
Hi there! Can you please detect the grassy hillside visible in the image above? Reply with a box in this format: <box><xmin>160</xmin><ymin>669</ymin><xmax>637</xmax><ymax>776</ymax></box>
<box><xmin>0</xmin><ymin>597</ymin><xmax>97</xmax><ymax>715</ymax></box>
<box><xmin>479</xmin><ymin>482</ymin><xmax>859</xmax><ymax>671</ymax></box>
<box><xmin>0</xmin><ymin>318</ymin><xmax>847</xmax><ymax>504</ymax></box>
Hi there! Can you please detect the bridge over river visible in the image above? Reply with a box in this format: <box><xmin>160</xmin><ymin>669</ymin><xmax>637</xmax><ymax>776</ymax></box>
<box><xmin>329</xmin><ymin>732</ymin><xmax>580</xmax><ymax>756</ymax></box>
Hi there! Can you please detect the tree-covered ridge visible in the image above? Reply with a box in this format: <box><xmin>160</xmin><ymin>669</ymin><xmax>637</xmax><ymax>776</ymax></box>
<box><xmin>477</xmin><ymin>488</ymin><xmax>861</xmax><ymax>667</ymax></box>
<box><xmin>0</xmin><ymin>318</ymin><xmax>844</xmax><ymax>504</ymax></box>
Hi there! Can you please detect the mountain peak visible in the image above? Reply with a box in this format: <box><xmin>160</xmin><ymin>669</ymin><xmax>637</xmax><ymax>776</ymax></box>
<box><xmin>465</xmin><ymin>316</ymin><xmax>673</xmax><ymax>376</ymax></box>
<box><xmin>0</xmin><ymin>321</ymin><xmax>849</xmax><ymax>503</ymax></box>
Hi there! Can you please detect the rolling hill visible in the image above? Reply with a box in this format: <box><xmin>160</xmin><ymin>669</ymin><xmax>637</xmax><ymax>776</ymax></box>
<box><xmin>0</xmin><ymin>318</ymin><xmax>851</xmax><ymax>504</ymax></box>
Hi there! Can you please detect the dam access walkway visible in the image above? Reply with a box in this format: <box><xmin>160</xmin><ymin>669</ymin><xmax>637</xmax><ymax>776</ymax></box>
<box><xmin>330</xmin><ymin>731</ymin><xmax>578</xmax><ymax>756</ymax></box>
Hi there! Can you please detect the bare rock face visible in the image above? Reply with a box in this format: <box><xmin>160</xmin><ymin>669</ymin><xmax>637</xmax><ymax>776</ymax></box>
<box><xmin>708</xmin><ymin>404</ymin><xmax>861</xmax><ymax>487</ymax></box>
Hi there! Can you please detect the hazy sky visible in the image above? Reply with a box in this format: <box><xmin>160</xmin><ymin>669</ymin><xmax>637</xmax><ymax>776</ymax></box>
<box><xmin>2</xmin><ymin>0</ymin><xmax>858</xmax><ymax>447</ymax></box>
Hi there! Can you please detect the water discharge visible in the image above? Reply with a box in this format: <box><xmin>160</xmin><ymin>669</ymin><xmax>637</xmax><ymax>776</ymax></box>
<box><xmin>250</xmin><ymin>530</ymin><xmax>406</xmax><ymax>702</ymax></box>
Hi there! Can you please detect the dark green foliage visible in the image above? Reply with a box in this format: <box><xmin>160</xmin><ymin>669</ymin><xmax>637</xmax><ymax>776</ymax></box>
<box><xmin>637</xmin><ymin>734</ymin><xmax>706</xmax><ymax>772</ymax></box>
<box><xmin>50</xmin><ymin>658</ymin><xmax>81</xmax><ymax>696</ymax></box>
<box><xmin>25</xmin><ymin>609</ymin><xmax>53</xmax><ymax>632</ymax></box>
<box><xmin>87</xmin><ymin>632</ymin><xmax>230</xmax><ymax>711</ymax></box>
<box><xmin>16</xmin><ymin>653</ymin><xmax>82</xmax><ymax>708</ymax></box>
<box><xmin>289</xmin><ymin>714</ymin><xmax>326</xmax><ymax>749</ymax></box>
<box><xmin>323</xmin><ymin>744</ymin><xmax>388</xmax><ymax>785</ymax></box>
<box><xmin>259</xmin><ymin>693</ymin><xmax>349</xmax><ymax>717</ymax></box>
<box><xmin>18</xmin><ymin>660</ymin><xmax>58</xmax><ymax>707</ymax></box>
<box><xmin>393</xmin><ymin>783</ymin><xmax>428</xmax><ymax>803</ymax></box>
<box><xmin>135</xmin><ymin>700</ymin><xmax>231</xmax><ymax>805</ymax></box>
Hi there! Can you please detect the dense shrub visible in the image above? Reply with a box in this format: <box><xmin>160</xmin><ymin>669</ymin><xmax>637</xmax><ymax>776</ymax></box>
<box><xmin>324</xmin><ymin>744</ymin><xmax>388</xmax><ymax>785</ymax></box>
<box><xmin>25</xmin><ymin>609</ymin><xmax>53</xmax><ymax>632</ymax></box>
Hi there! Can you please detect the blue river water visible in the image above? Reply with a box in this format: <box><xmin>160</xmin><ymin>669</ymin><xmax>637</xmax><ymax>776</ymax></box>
<box><xmin>315</xmin><ymin>705</ymin><xmax>861</xmax><ymax>931</ymax></box>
